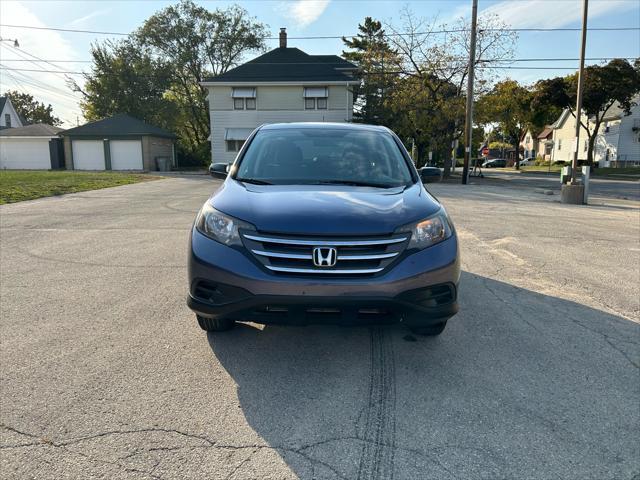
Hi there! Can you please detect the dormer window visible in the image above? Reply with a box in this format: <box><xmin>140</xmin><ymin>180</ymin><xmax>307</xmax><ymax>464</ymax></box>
<box><xmin>232</xmin><ymin>88</ymin><xmax>256</xmax><ymax>110</ymax></box>
<box><xmin>304</xmin><ymin>87</ymin><xmax>328</xmax><ymax>110</ymax></box>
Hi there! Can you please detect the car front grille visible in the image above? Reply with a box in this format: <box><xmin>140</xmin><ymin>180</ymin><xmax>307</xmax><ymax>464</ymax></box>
<box><xmin>240</xmin><ymin>231</ymin><xmax>410</xmax><ymax>276</ymax></box>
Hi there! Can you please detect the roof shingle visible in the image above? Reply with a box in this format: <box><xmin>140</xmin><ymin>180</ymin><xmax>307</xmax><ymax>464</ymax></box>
<box><xmin>0</xmin><ymin>123</ymin><xmax>62</xmax><ymax>137</ymax></box>
<box><xmin>203</xmin><ymin>47</ymin><xmax>357</xmax><ymax>83</ymax></box>
<box><xmin>60</xmin><ymin>114</ymin><xmax>176</xmax><ymax>138</ymax></box>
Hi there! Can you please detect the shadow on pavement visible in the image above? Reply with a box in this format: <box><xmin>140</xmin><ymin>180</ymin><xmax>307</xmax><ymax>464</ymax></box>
<box><xmin>207</xmin><ymin>272</ymin><xmax>639</xmax><ymax>480</ymax></box>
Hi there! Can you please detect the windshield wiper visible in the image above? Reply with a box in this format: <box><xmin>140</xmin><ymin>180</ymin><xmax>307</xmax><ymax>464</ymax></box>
<box><xmin>236</xmin><ymin>178</ymin><xmax>273</xmax><ymax>185</ymax></box>
<box><xmin>313</xmin><ymin>180</ymin><xmax>396</xmax><ymax>188</ymax></box>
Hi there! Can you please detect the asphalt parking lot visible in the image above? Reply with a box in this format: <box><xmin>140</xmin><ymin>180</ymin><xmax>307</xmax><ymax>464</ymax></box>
<box><xmin>1</xmin><ymin>176</ymin><xmax>638</xmax><ymax>479</ymax></box>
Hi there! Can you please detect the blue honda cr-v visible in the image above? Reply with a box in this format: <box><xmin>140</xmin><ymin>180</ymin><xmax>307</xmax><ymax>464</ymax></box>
<box><xmin>188</xmin><ymin>123</ymin><xmax>460</xmax><ymax>335</ymax></box>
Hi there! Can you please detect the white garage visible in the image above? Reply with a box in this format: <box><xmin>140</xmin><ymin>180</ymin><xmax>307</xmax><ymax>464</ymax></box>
<box><xmin>72</xmin><ymin>140</ymin><xmax>105</xmax><ymax>170</ymax></box>
<box><xmin>110</xmin><ymin>140</ymin><xmax>143</xmax><ymax>170</ymax></box>
<box><xmin>0</xmin><ymin>124</ymin><xmax>62</xmax><ymax>169</ymax></box>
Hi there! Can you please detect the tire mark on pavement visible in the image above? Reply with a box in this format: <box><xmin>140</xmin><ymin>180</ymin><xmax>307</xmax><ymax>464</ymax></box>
<box><xmin>357</xmin><ymin>327</ymin><xmax>397</xmax><ymax>480</ymax></box>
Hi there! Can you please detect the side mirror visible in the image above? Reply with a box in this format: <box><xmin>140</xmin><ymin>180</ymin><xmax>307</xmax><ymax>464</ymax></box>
<box><xmin>209</xmin><ymin>162</ymin><xmax>229</xmax><ymax>179</ymax></box>
<box><xmin>419</xmin><ymin>166</ymin><xmax>442</xmax><ymax>184</ymax></box>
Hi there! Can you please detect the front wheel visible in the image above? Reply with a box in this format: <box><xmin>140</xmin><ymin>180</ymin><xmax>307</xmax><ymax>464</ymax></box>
<box><xmin>410</xmin><ymin>321</ymin><xmax>447</xmax><ymax>336</ymax></box>
<box><xmin>196</xmin><ymin>315</ymin><xmax>235</xmax><ymax>332</ymax></box>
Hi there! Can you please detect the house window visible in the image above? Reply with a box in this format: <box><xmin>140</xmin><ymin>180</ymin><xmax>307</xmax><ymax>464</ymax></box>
<box><xmin>558</xmin><ymin>139</ymin><xmax>562</xmax><ymax>151</ymax></box>
<box><xmin>226</xmin><ymin>140</ymin><xmax>245</xmax><ymax>152</ymax></box>
<box><xmin>4</xmin><ymin>114</ymin><xmax>10</xmax><ymax>127</ymax></box>
<box><xmin>232</xmin><ymin>87</ymin><xmax>256</xmax><ymax>110</ymax></box>
<box><xmin>303</xmin><ymin>87</ymin><xmax>328</xmax><ymax>110</ymax></box>
<box><xmin>584</xmin><ymin>139</ymin><xmax>588</xmax><ymax>152</ymax></box>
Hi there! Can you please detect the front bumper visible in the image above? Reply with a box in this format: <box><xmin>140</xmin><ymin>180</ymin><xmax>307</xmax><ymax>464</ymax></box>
<box><xmin>187</xmin><ymin>227</ymin><xmax>460</xmax><ymax>327</ymax></box>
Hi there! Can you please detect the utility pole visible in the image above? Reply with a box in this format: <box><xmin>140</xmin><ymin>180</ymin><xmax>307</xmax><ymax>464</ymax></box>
<box><xmin>571</xmin><ymin>0</ymin><xmax>589</xmax><ymax>184</ymax></box>
<box><xmin>462</xmin><ymin>0</ymin><xmax>478</xmax><ymax>185</ymax></box>
<box><xmin>561</xmin><ymin>0</ymin><xmax>589</xmax><ymax>204</ymax></box>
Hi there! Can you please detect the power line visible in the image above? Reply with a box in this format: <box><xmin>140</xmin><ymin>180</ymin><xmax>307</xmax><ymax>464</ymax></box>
<box><xmin>3</xmin><ymin>42</ymin><xmax>72</xmax><ymax>77</ymax></box>
<box><xmin>1</xmin><ymin>56</ymin><xmax>636</xmax><ymax>64</ymax></box>
<box><xmin>1</xmin><ymin>23</ymin><xmax>639</xmax><ymax>38</ymax></box>
<box><xmin>0</xmin><ymin>64</ymin><xmax>611</xmax><ymax>76</ymax></box>
<box><xmin>0</xmin><ymin>65</ymin><xmax>82</xmax><ymax>104</ymax></box>
<box><xmin>1</xmin><ymin>59</ymin><xmax>93</xmax><ymax>63</ymax></box>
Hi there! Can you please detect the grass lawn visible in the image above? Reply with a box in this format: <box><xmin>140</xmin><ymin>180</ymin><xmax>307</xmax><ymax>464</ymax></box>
<box><xmin>519</xmin><ymin>165</ymin><xmax>563</xmax><ymax>173</ymax></box>
<box><xmin>0</xmin><ymin>170</ymin><xmax>160</xmax><ymax>205</ymax></box>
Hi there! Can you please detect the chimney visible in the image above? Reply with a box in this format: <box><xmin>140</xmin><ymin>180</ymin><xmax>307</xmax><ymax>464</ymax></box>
<box><xmin>279</xmin><ymin>28</ymin><xmax>287</xmax><ymax>48</ymax></box>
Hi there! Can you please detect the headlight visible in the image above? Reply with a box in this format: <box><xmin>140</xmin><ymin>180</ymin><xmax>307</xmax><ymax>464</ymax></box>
<box><xmin>397</xmin><ymin>208</ymin><xmax>453</xmax><ymax>250</ymax></box>
<box><xmin>195</xmin><ymin>202</ymin><xmax>253</xmax><ymax>246</ymax></box>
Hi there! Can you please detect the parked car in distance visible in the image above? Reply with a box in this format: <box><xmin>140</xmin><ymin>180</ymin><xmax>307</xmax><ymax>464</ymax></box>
<box><xmin>482</xmin><ymin>158</ymin><xmax>507</xmax><ymax>168</ymax></box>
<box><xmin>209</xmin><ymin>162</ymin><xmax>229</xmax><ymax>178</ymax></box>
<box><xmin>188</xmin><ymin>123</ymin><xmax>460</xmax><ymax>336</ymax></box>
<box><xmin>519</xmin><ymin>157</ymin><xmax>535</xmax><ymax>167</ymax></box>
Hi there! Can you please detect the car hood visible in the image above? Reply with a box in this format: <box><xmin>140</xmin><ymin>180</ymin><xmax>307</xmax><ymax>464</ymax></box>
<box><xmin>209</xmin><ymin>179</ymin><xmax>441</xmax><ymax>236</ymax></box>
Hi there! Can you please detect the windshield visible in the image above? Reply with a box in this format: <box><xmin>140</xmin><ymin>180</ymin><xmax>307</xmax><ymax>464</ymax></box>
<box><xmin>235</xmin><ymin>128</ymin><xmax>414</xmax><ymax>187</ymax></box>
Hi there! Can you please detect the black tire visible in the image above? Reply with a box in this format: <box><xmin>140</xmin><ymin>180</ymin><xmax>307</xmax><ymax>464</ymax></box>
<box><xmin>196</xmin><ymin>315</ymin><xmax>235</xmax><ymax>332</ymax></box>
<box><xmin>410</xmin><ymin>321</ymin><xmax>447</xmax><ymax>336</ymax></box>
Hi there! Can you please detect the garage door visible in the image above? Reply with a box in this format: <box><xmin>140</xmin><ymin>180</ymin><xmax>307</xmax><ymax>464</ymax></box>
<box><xmin>110</xmin><ymin>140</ymin><xmax>143</xmax><ymax>170</ymax></box>
<box><xmin>0</xmin><ymin>138</ymin><xmax>51</xmax><ymax>169</ymax></box>
<box><xmin>72</xmin><ymin>140</ymin><xmax>105</xmax><ymax>170</ymax></box>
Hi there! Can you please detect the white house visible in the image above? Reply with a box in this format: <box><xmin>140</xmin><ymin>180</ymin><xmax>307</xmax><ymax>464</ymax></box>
<box><xmin>0</xmin><ymin>124</ymin><xmax>62</xmax><ymax>169</ymax></box>
<box><xmin>536</xmin><ymin>126</ymin><xmax>554</xmax><ymax>160</ymax></box>
<box><xmin>201</xmin><ymin>28</ymin><xmax>358</xmax><ymax>164</ymax></box>
<box><xmin>519</xmin><ymin>129</ymin><xmax>538</xmax><ymax>159</ymax></box>
<box><xmin>0</xmin><ymin>96</ymin><xmax>23</xmax><ymax>129</ymax></box>
<box><xmin>550</xmin><ymin>108</ymin><xmax>591</xmax><ymax>163</ymax></box>
<box><xmin>593</xmin><ymin>99</ymin><xmax>640</xmax><ymax>167</ymax></box>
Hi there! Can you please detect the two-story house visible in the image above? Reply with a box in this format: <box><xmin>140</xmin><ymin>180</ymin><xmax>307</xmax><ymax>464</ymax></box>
<box><xmin>550</xmin><ymin>108</ymin><xmax>591</xmax><ymax>163</ymax></box>
<box><xmin>593</xmin><ymin>98</ymin><xmax>640</xmax><ymax>167</ymax></box>
<box><xmin>0</xmin><ymin>96</ymin><xmax>23</xmax><ymax>129</ymax></box>
<box><xmin>201</xmin><ymin>28</ymin><xmax>358</xmax><ymax>164</ymax></box>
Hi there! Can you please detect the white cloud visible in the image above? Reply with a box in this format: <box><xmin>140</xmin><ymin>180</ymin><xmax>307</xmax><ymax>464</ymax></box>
<box><xmin>281</xmin><ymin>0</ymin><xmax>331</xmax><ymax>28</ymax></box>
<box><xmin>0</xmin><ymin>1</ymin><xmax>84</xmax><ymax>126</ymax></box>
<box><xmin>479</xmin><ymin>0</ymin><xmax>637</xmax><ymax>29</ymax></box>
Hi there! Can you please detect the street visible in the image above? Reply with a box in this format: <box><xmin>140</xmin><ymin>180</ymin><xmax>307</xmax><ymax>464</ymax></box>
<box><xmin>477</xmin><ymin>169</ymin><xmax>640</xmax><ymax>201</ymax></box>
<box><xmin>1</xmin><ymin>177</ymin><xmax>639</xmax><ymax>479</ymax></box>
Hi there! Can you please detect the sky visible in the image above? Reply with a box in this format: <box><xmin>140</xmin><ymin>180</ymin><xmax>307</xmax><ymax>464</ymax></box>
<box><xmin>0</xmin><ymin>0</ymin><xmax>638</xmax><ymax>127</ymax></box>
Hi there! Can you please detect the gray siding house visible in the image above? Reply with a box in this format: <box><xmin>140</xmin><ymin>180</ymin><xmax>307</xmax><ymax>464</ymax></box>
<box><xmin>201</xmin><ymin>28</ymin><xmax>358</xmax><ymax>164</ymax></box>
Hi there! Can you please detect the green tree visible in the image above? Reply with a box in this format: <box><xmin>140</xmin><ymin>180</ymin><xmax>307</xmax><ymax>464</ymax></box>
<box><xmin>135</xmin><ymin>1</ymin><xmax>268</xmax><ymax>149</ymax></box>
<box><xmin>3</xmin><ymin>90</ymin><xmax>61</xmax><ymax>126</ymax></box>
<box><xmin>75</xmin><ymin>0</ymin><xmax>268</xmax><ymax>163</ymax></box>
<box><xmin>377</xmin><ymin>8</ymin><xmax>517</xmax><ymax>173</ymax></box>
<box><xmin>535</xmin><ymin>58</ymin><xmax>640</xmax><ymax>164</ymax></box>
<box><xmin>476</xmin><ymin>80</ymin><xmax>532</xmax><ymax>168</ymax></box>
<box><xmin>75</xmin><ymin>40</ymin><xmax>177</xmax><ymax>130</ymax></box>
<box><xmin>342</xmin><ymin>17</ymin><xmax>399</xmax><ymax>125</ymax></box>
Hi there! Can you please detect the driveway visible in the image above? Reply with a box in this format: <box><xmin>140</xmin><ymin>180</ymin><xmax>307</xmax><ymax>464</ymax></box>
<box><xmin>1</xmin><ymin>177</ymin><xmax>638</xmax><ymax>479</ymax></box>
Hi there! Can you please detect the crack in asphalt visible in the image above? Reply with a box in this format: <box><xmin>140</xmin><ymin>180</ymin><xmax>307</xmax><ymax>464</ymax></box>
<box><xmin>462</xmin><ymin>227</ymin><xmax>639</xmax><ymax>371</ymax></box>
